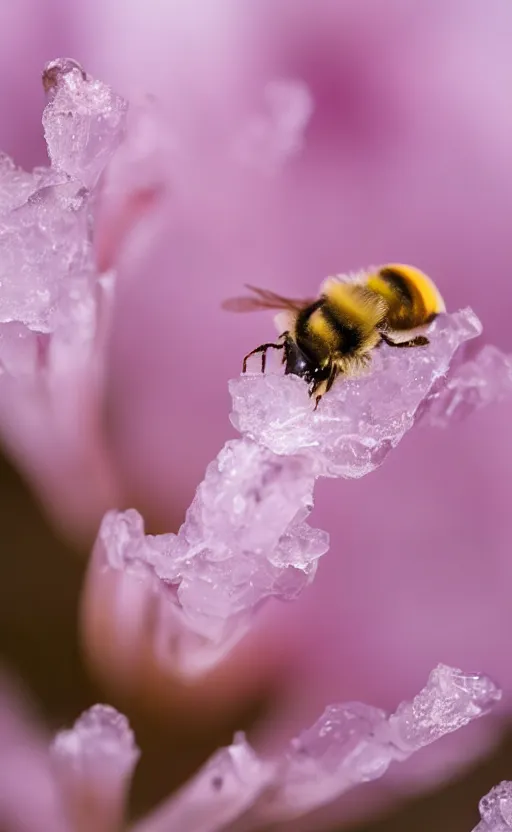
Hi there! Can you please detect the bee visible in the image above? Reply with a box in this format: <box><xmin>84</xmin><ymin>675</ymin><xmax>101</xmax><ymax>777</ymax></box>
<box><xmin>223</xmin><ymin>264</ymin><xmax>446</xmax><ymax>408</ymax></box>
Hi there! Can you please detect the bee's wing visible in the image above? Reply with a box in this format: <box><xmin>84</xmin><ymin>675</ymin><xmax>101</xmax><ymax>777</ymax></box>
<box><xmin>222</xmin><ymin>285</ymin><xmax>312</xmax><ymax>313</ymax></box>
<box><xmin>319</xmin><ymin>270</ymin><xmax>369</xmax><ymax>293</ymax></box>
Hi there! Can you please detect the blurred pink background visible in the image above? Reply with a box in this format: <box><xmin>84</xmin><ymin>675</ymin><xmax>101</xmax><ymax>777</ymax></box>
<box><xmin>1</xmin><ymin>1</ymin><xmax>512</xmax><ymax>829</ymax></box>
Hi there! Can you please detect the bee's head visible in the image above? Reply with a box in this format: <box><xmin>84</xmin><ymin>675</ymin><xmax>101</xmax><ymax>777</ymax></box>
<box><xmin>284</xmin><ymin>338</ymin><xmax>313</xmax><ymax>380</ymax></box>
<box><xmin>284</xmin><ymin>339</ymin><xmax>330</xmax><ymax>386</ymax></box>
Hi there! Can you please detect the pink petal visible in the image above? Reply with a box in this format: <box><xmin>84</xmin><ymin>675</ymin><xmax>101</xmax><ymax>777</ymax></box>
<box><xmin>0</xmin><ymin>673</ymin><xmax>69</xmax><ymax>832</ymax></box>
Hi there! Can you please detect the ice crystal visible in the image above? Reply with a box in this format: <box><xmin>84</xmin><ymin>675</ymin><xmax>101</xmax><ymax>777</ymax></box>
<box><xmin>132</xmin><ymin>664</ymin><xmax>500</xmax><ymax>830</ymax></box>
<box><xmin>472</xmin><ymin>783</ymin><xmax>512</xmax><ymax>831</ymax></box>
<box><xmin>51</xmin><ymin>704</ymin><xmax>139</xmax><ymax>776</ymax></box>
<box><xmin>230</xmin><ymin>309</ymin><xmax>481</xmax><ymax>477</ymax></box>
<box><xmin>42</xmin><ymin>57</ymin><xmax>127</xmax><ymax>189</ymax></box>
<box><xmin>1</xmin><ymin>58</ymin><xmax>511</xmax><ymax>678</ymax></box>
<box><xmin>0</xmin><ymin>59</ymin><xmax>128</xmax><ymax>531</ymax></box>
<box><xmin>51</xmin><ymin>705</ymin><xmax>139</xmax><ymax>832</ymax></box>
<box><xmin>0</xmin><ymin>58</ymin><xmax>125</xmax><ymax>338</ymax></box>
<box><xmin>96</xmin><ymin>303</ymin><xmax>509</xmax><ymax>673</ymax></box>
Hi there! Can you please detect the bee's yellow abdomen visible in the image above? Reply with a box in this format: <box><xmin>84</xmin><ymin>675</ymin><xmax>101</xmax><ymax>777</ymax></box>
<box><xmin>367</xmin><ymin>264</ymin><xmax>445</xmax><ymax>330</ymax></box>
<box><xmin>387</xmin><ymin>264</ymin><xmax>445</xmax><ymax>315</ymax></box>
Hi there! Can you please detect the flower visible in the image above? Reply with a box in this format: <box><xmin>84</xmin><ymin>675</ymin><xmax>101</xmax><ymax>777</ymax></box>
<box><xmin>1</xmin><ymin>3</ymin><xmax>512</xmax><ymax>828</ymax></box>
<box><xmin>0</xmin><ymin>665</ymin><xmax>502</xmax><ymax>831</ymax></box>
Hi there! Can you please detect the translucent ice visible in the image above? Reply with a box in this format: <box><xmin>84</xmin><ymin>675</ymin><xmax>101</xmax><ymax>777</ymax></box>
<box><xmin>96</xmin><ymin>439</ymin><xmax>328</xmax><ymax>665</ymax></box>
<box><xmin>259</xmin><ymin>664</ymin><xmax>501</xmax><ymax>822</ymax></box>
<box><xmin>42</xmin><ymin>58</ymin><xmax>127</xmax><ymax>189</ymax></box>
<box><xmin>51</xmin><ymin>704</ymin><xmax>140</xmax><ymax>777</ymax></box>
<box><xmin>134</xmin><ymin>665</ymin><xmax>500</xmax><ymax>830</ymax></box>
<box><xmin>0</xmin><ymin>60</ymin><xmax>129</xmax><ymax>531</ymax></box>
<box><xmin>0</xmin><ymin>180</ymin><xmax>91</xmax><ymax>333</ymax></box>
<box><xmin>230</xmin><ymin>309</ymin><xmax>482</xmax><ymax>477</ymax></box>
<box><xmin>472</xmin><ymin>783</ymin><xmax>512</xmax><ymax>831</ymax></box>
<box><xmin>0</xmin><ymin>58</ymin><xmax>125</xmax><ymax>339</ymax></box>
<box><xmin>97</xmin><ymin>304</ymin><xmax>510</xmax><ymax>672</ymax></box>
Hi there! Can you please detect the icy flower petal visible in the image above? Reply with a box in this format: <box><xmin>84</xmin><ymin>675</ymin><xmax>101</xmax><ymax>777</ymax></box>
<box><xmin>135</xmin><ymin>665</ymin><xmax>499</xmax><ymax>831</ymax></box>
<box><xmin>95</xmin><ymin>304</ymin><xmax>485</xmax><ymax>674</ymax></box>
<box><xmin>472</xmin><ymin>783</ymin><xmax>512</xmax><ymax>831</ymax></box>
<box><xmin>0</xmin><ymin>60</ymin><xmax>129</xmax><ymax>536</ymax></box>
<box><xmin>386</xmin><ymin>664</ymin><xmax>501</xmax><ymax>750</ymax></box>
<box><xmin>94</xmin><ymin>438</ymin><xmax>327</xmax><ymax>674</ymax></box>
<box><xmin>230</xmin><ymin>308</ymin><xmax>482</xmax><ymax>477</ymax></box>
<box><xmin>42</xmin><ymin>57</ymin><xmax>127</xmax><ymax>189</ymax></box>
<box><xmin>51</xmin><ymin>704</ymin><xmax>139</xmax><ymax>832</ymax></box>
<box><xmin>259</xmin><ymin>664</ymin><xmax>500</xmax><ymax>821</ymax></box>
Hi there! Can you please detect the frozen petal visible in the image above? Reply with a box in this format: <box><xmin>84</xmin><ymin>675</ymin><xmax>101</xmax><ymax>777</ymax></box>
<box><xmin>230</xmin><ymin>308</ymin><xmax>482</xmax><ymax>477</ymax></box>
<box><xmin>51</xmin><ymin>704</ymin><xmax>139</xmax><ymax>832</ymax></box>
<box><xmin>95</xmin><ymin>439</ymin><xmax>327</xmax><ymax>673</ymax></box>
<box><xmin>386</xmin><ymin>664</ymin><xmax>501</xmax><ymax>751</ymax></box>
<box><xmin>472</xmin><ymin>782</ymin><xmax>512</xmax><ymax>831</ymax></box>
<box><xmin>134</xmin><ymin>665</ymin><xmax>500</xmax><ymax>831</ymax></box>
<box><xmin>0</xmin><ymin>60</ymin><xmax>129</xmax><ymax>536</ymax></box>
<box><xmin>254</xmin><ymin>665</ymin><xmax>499</xmax><ymax>821</ymax></box>
<box><xmin>95</xmin><ymin>305</ymin><xmax>483</xmax><ymax>674</ymax></box>
<box><xmin>42</xmin><ymin>58</ymin><xmax>127</xmax><ymax>189</ymax></box>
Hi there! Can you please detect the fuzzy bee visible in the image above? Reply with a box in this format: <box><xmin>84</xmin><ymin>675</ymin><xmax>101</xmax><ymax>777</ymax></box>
<box><xmin>223</xmin><ymin>264</ymin><xmax>446</xmax><ymax>408</ymax></box>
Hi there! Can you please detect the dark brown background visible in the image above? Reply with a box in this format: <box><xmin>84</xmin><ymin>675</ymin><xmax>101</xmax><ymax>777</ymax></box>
<box><xmin>0</xmin><ymin>451</ymin><xmax>506</xmax><ymax>832</ymax></box>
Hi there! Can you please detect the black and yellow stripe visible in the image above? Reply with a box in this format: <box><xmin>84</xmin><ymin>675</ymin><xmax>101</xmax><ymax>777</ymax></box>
<box><xmin>295</xmin><ymin>282</ymin><xmax>386</xmax><ymax>363</ymax></box>
<box><xmin>367</xmin><ymin>264</ymin><xmax>445</xmax><ymax>331</ymax></box>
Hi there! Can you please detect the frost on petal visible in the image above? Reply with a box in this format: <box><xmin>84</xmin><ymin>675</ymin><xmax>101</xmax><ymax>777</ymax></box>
<box><xmin>134</xmin><ymin>666</ymin><xmax>500</xmax><ymax>832</ymax></box>
<box><xmin>0</xmin><ymin>59</ymin><xmax>129</xmax><ymax>533</ymax></box>
<box><xmin>95</xmin><ymin>305</ymin><xmax>500</xmax><ymax>674</ymax></box>
<box><xmin>95</xmin><ymin>439</ymin><xmax>328</xmax><ymax>673</ymax></box>
<box><xmin>472</xmin><ymin>783</ymin><xmax>512</xmax><ymax>831</ymax></box>
<box><xmin>386</xmin><ymin>664</ymin><xmax>501</xmax><ymax>751</ymax></box>
<box><xmin>42</xmin><ymin>57</ymin><xmax>127</xmax><ymax>189</ymax></box>
<box><xmin>51</xmin><ymin>705</ymin><xmax>139</xmax><ymax>832</ymax></box>
<box><xmin>0</xmin><ymin>181</ymin><xmax>92</xmax><ymax>333</ymax></box>
<box><xmin>230</xmin><ymin>308</ymin><xmax>482</xmax><ymax>477</ymax></box>
<box><xmin>255</xmin><ymin>665</ymin><xmax>501</xmax><ymax>822</ymax></box>
<box><xmin>0</xmin><ymin>57</ymin><xmax>125</xmax><ymax>340</ymax></box>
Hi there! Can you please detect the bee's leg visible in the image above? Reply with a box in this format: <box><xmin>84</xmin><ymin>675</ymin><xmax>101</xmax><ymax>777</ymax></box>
<box><xmin>315</xmin><ymin>365</ymin><xmax>339</xmax><ymax>409</ymax></box>
<box><xmin>261</xmin><ymin>342</ymin><xmax>285</xmax><ymax>373</ymax></box>
<box><xmin>280</xmin><ymin>332</ymin><xmax>291</xmax><ymax>364</ymax></box>
<box><xmin>242</xmin><ymin>342</ymin><xmax>284</xmax><ymax>373</ymax></box>
<box><xmin>309</xmin><ymin>379</ymin><xmax>322</xmax><ymax>410</ymax></box>
<box><xmin>310</xmin><ymin>364</ymin><xmax>338</xmax><ymax>411</ymax></box>
<box><xmin>380</xmin><ymin>333</ymin><xmax>430</xmax><ymax>348</ymax></box>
